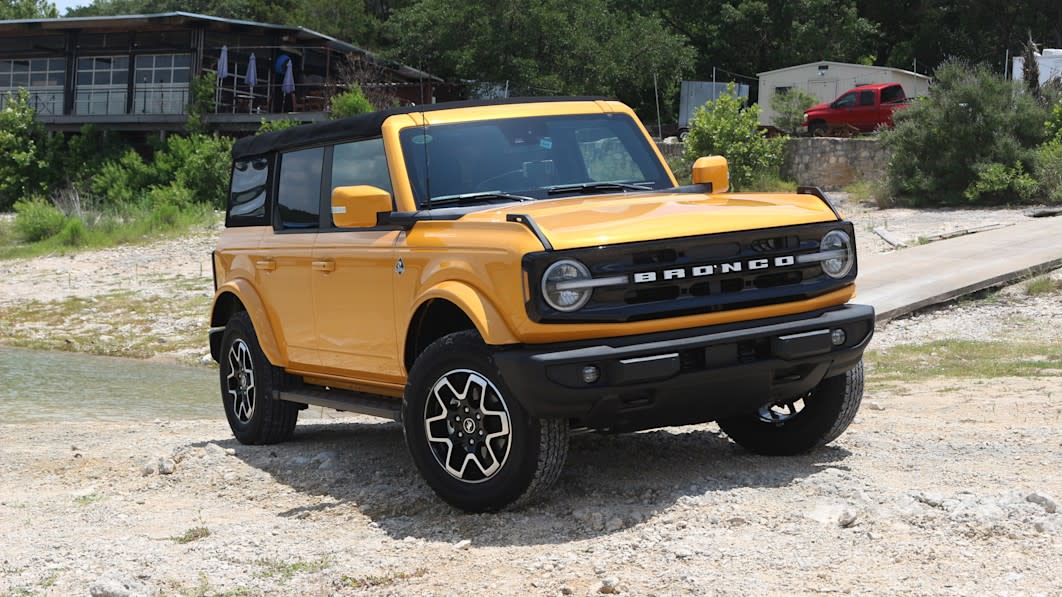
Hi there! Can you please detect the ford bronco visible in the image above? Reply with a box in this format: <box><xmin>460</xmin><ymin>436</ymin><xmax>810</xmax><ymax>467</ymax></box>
<box><xmin>209</xmin><ymin>98</ymin><xmax>874</xmax><ymax>512</ymax></box>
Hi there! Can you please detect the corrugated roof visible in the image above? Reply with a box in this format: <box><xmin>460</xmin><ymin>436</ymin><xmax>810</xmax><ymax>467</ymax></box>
<box><xmin>757</xmin><ymin>61</ymin><xmax>931</xmax><ymax>80</ymax></box>
<box><xmin>0</xmin><ymin>11</ymin><xmax>440</xmax><ymax>82</ymax></box>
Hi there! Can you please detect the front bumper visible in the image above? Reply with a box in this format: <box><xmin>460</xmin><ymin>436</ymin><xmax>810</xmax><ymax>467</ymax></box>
<box><xmin>493</xmin><ymin>303</ymin><xmax>874</xmax><ymax>431</ymax></box>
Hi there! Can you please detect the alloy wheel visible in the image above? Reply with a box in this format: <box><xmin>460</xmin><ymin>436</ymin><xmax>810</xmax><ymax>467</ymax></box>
<box><xmin>423</xmin><ymin>369</ymin><xmax>512</xmax><ymax>483</ymax></box>
<box><xmin>226</xmin><ymin>338</ymin><xmax>256</xmax><ymax>423</ymax></box>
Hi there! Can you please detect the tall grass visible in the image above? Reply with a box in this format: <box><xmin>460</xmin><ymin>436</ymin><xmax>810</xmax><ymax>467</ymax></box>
<box><xmin>0</xmin><ymin>202</ymin><xmax>216</xmax><ymax>260</ymax></box>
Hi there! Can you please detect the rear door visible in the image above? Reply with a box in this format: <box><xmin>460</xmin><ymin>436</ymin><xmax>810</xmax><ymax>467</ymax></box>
<box><xmin>256</xmin><ymin>147</ymin><xmax>325</xmax><ymax>368</ymax></box>
<box><xmin>852</xmin><ymin>89</ymin><xmax>879</xmax><ymax>131</ymax></box>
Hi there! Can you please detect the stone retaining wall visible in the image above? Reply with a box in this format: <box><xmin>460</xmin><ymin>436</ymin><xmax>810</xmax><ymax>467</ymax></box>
<box><xmin>781</xmin><ymin>137</ymin><xmax>891</xmax><ymax>190</ymax></box>
<box><xmin>658</xmin><ymin>137</ymin><xmax>893</xmax><ymax>191</ymax></box>
<box><xmin>654</xmin><ymin>141</ymin><xmax>685</xmax><ymax>161</ymax></box>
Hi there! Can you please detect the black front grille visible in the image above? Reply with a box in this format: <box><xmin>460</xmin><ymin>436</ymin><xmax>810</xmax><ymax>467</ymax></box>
<box><xmin>523</xmin><ymin>221</ymin><xmax>857</xmax><ymax>323</ymax></box>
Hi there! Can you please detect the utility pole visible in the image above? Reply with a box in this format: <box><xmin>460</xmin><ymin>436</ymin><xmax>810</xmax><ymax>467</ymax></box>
<box><xmin>653</xmin><ymin>70</ymin><xmax>662</xmax><ymax>140</ymax></box>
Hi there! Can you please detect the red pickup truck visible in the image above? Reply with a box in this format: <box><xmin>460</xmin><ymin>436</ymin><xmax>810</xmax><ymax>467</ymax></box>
<box><xmin>803</xmin><ymin>83</ymin><xmax>910</xmax><ymax>135</ymax></box>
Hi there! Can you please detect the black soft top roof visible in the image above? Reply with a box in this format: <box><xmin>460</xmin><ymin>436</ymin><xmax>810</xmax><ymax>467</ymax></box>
<box><xmin>230</xmin><ymin>96</ymin><xmax>609</xmax><ymax>160</ymax></box>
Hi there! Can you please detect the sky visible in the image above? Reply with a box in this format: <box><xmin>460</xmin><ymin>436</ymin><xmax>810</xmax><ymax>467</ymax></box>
<box><xmin>53</xmin><ymin>0</ymin><xmax>88</xmax><ymax>15</ymax></box>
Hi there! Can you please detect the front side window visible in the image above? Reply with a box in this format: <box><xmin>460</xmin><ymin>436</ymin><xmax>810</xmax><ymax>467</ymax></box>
<box><xmin>834</xmin><ymin>92</ymin><xmax>857</xmax><ymax>108</ymax></box>
<box><xmin>277</xmin><ymin>147</ymin><xmax>324</xmax><ymax>230</ymax></box>
<box><xmin>859</xmin><ymin>91</ymin><xmax>875</xmax><ymax>106</ymax></box>
<box><xmin>330</xmin><ymin>138</ymin><xmax>393</xmax><ymax>226</ymax></box>
<box><xmin>228</xmin><ymin>157</ymin><xmax>271</xmax><ymax>227</ymax></box>
<box><xmin>332</xmin><ymin>138</ymin><xmax>392</xmax><ymax>193</ymax></box>
<box><xmin>399</xmin><ymin>114</ymin><xmax>671</xmax><ymax>207</ymax></box>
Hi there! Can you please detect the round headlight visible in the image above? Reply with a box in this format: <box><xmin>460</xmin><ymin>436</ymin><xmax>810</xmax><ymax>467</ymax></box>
<box><xmin>820</xmin><ymin>230</ymin><xmax>854</xmax><ymax>278</ymax></box>
<box><xmin>542</xmin><ymin>259</ymin><xmax>592</xmax><ymax>312</ymax></box>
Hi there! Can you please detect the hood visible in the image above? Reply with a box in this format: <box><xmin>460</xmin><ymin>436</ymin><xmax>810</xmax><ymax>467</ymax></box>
<box><xmin>460</xmin><ymin>191</ymin><xmax>840</xmax><ymax>251</ymax></box>
<box><xmin>804</xmin><ymin>102</ymin><xmax>831</xmax><ymax>115</ymax></box>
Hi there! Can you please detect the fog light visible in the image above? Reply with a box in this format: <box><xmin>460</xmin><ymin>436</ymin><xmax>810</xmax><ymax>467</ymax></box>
<box><xmin>831</xmin><ymin>328</ymin><xmax>847</xmax><ymax>346</ymax></box>
<box><xmin>581</xmin><ymin>365</ymin><xmax>600</xmax><ymax>384</ymax></box>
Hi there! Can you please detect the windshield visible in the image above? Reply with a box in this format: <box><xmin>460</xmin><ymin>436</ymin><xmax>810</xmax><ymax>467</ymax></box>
<box><xmin>400</xmin><ymin>113</ymin><xmax>673</xmax><ymax>207</ymax></box>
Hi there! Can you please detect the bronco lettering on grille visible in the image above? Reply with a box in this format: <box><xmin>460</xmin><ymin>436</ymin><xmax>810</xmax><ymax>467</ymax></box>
<box><xmin>633</xmin><ymin>255</ymin><xmax>796</xmax><ymax>284</ymax></box>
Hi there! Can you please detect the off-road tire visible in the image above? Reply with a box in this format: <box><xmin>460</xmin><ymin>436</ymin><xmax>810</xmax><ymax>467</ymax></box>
<box><xmin>402</xmin><ymin>330</ymin><xmax>568</xmax><ymax>513</ymax></box>
<box><xmin>808</xmin><ymin>121</ymin><xmax>828</xmax><ymax>137</ymax></box>
<box><xmin>717</xmin><ymin>360</ymin><xmax>864</xmax><ymax>456</ymax></box>
<box><xmin>219</xmin><ymin>311</ymin><xmax>299</xmax><ymax>445</ymax></box>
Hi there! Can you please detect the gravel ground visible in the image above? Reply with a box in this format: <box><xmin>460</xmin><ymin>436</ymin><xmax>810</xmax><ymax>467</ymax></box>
<box><xmin>1</xmin><ymin>369</ymin><xmax>1059</xmax><ymax>596</ymax></box>
<box><xmin>1</xmin><ymin>207</ymin><xmax>1061</xmax><ymax>596</ymax></box>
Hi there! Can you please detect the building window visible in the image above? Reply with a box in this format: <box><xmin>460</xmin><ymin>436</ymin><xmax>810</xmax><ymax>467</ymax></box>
<box><xmin>133</xmin><ymin>54</ymin><xmax>191</xmax><ymax>114</ymax></box>
<box><xmin>75</xmin><ymin>55</ymin><xmax>128</xmax><ymax>115</ymax></box>
<box><xmin>774</xmin><ymin>86</ymin><xmax>792</xmax><ymax>96</ymax></box>
<box><xmin>0</xmin><ymin>58</ymin><xmax>65</xmax><ymax>115</ymax></box>
<box><xmin>277</xmin><ymin>147</ymin><xmax>324</xmax><ymax>230</ymax></box>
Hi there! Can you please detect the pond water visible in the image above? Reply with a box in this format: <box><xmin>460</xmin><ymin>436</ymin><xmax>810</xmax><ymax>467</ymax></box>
<box><xmin>0</xmin><ymin>346</ymin><xmax>219</xmax><ymax>423</ymax></box>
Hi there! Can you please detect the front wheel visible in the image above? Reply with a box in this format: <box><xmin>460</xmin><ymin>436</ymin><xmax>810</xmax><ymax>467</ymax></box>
<box><xmin>219</xmin><ymin>311</ymin><xmax>299</xmax><ymax>445</ymax></box>
<box><xmin>402</xmin><ymin>330</ymin><xmax>569</xmax><ymax>512</ymax></box>
<box><xmin>717</xmin><ymin>360</ymin><xmax>864</xmax><ymax>456</ymax></box>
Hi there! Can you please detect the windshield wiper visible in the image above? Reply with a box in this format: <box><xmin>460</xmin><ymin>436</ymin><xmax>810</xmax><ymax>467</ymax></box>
<box><xmin>429</xmin><ymin>191</ymin><xmax>534</xmax><ymax>206</ymax></box>
<box><xmin>546</xmin><ymin>181</ymin><xmax>655</xmax><ymax>195</ymax></box>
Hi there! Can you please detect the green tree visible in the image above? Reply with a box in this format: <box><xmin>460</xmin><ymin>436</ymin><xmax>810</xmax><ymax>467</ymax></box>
<box><xmin>683</xmin><ymin>84</ymin><xmax>785</xmax><ymax>190</ymax></box>
<box><xmin>883</xmin><ymin>59</ymin><xmax>1048</xmax><ymax>204</ymax></box>
<box><xmin>0</xmin><ymin>0</ymin><xmax>58</xmax><ymax>19</ymax></box>
<box><xmin>770</xmin><ymin>88</ymin><xmax>817</xmax><ymax>134</ymax></box>
<box><xmin>384</xmin><ymin>0</ymin><xmax>693</xmax><ymax>119</ymax></box>
<box><xmin>0</xmin><ymin>90</ymin><xmax>60</xmax><ymax>210</ymax></box>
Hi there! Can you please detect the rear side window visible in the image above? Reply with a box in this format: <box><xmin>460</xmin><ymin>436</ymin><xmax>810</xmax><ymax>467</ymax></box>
<box><xmin>882</xmin><ymin>86</ymin><xmax>904</xmax><ymax>103</ymax></box>
<box><xmin>227</xmin><ymin>157</ymin><xmax>270</xmax><ymax>227</ymax></box>
<box><xmin>277</xmin><ymin>147</ymin><xmax>324</xmax><ymax>230</ymax></box>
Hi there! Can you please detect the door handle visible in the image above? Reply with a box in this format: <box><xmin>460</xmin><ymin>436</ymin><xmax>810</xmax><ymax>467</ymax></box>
<box><xmin>255</xmin><ymin>259</ymin><xmax>276</xmax><ymax>271</ymax></box>
<box><xmin>312</xmin><ymin>260</ymin><xmax>335</xmax><ymax>273</ymax></box>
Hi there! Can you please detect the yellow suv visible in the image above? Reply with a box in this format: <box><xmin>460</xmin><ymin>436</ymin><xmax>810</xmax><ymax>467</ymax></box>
<box><xmin>209</xmin><ymin>98</ymin><xmax>874</xmax><ymax>512</ymax></box>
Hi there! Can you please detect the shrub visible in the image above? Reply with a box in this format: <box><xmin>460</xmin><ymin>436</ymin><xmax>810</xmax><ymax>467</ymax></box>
<box><xmin>329</xmin><ymin>85</ymin><xmax>374</xmax><ymax>119</ymax></box>
<box><xmin>0</xmin><ymin>90</ymin><xmax>60</xmax><ymax>210</ymax></box>
<box><xmin>13</xmin><ymin>197</ymin><xmax>67</xmax><ymax>242</ymax></box>
<box><xmin>91</xmin><ymin>134</ymin><xmax>232</xmax><ymax>209</ymax></box>
<box><xmin>683</xmin><ymin>84</ymin><xmax>785</xmax><ymax>190</ymax></box>
<box><xmin>144</xmin><ymin>183</ymin><xmax>195</xmax><ymax>211</ymax></box>
<box><xmin>258</xmin><ymin>118</ymin><xmax>301</xmax><ymax>133</ymax></box>
<box><xmin>1047</xmin><ymin>99</ymin><xmax>1062</xmax><ymax>143</ymax></box>
<box><xmin>964</xmin><ymin>162</ymin><xmax>1038</xmax><ymax>203</ymax></box>
<box><xmin>883</xmin><ymin>59</ymin><xmax>1048</xmax><ymax>205</ymax></box>
<box><xmin>55</xmin><ymin>218</ymin><xmax>89</xmax><ymax>247</ymax></box>
<box><xmin>770</xmin><ymin>88</ymin><xmax>817</xmax><ymax>135</ymax></box>
<box><xmin>91</xmin><ymin>149</ymin><xmax>156</xmax><ymax>206</ymax></box>
<box><xmin>154</xmin><ymin>134</ymin><xmax>233</xmax><ymax>209</ymax></box>
<box><xmin>1035</xmin><ymin>140</ymin><xmax>1062</xmax><ymax>204</ymax></box>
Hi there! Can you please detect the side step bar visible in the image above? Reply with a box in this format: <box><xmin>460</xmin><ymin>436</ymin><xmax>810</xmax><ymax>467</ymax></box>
<box><xmin>277</xmin><ymin>386</ymin><xmax>402</xmax><ymax>421</ymax></box>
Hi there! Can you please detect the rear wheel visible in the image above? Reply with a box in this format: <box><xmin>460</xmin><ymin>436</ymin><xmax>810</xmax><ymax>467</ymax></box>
<box><xmin>717</xmin><ymin>360</ymin><xmax>864</xmax><ymax>455</ymax></box>
<box><xmin>402</xmin><ymin>330</ymin><xmax>568</xmax><ymax>512</ymax></box>
<box><xmin>219</xmin><ymin>311</ymin><xmax>299</xmax><ymax>445</ymax></box>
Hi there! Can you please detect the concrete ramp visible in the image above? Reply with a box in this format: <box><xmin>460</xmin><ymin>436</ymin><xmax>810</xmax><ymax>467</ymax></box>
<box><xmin>856</xmin><ymin>217</ymin><xmax>1062</xmax><ymax>321</ymax></box>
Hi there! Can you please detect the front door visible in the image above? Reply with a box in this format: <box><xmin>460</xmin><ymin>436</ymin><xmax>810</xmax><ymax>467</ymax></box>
<box><xmin>312</xmin><ymin>230</ymin><xmax>401</xmax><ymax>382</ymax></box>
<box><xmin>311</xmin><ymin>137</ymin><xmax>403</xmax><ymax>384</ymax></box>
